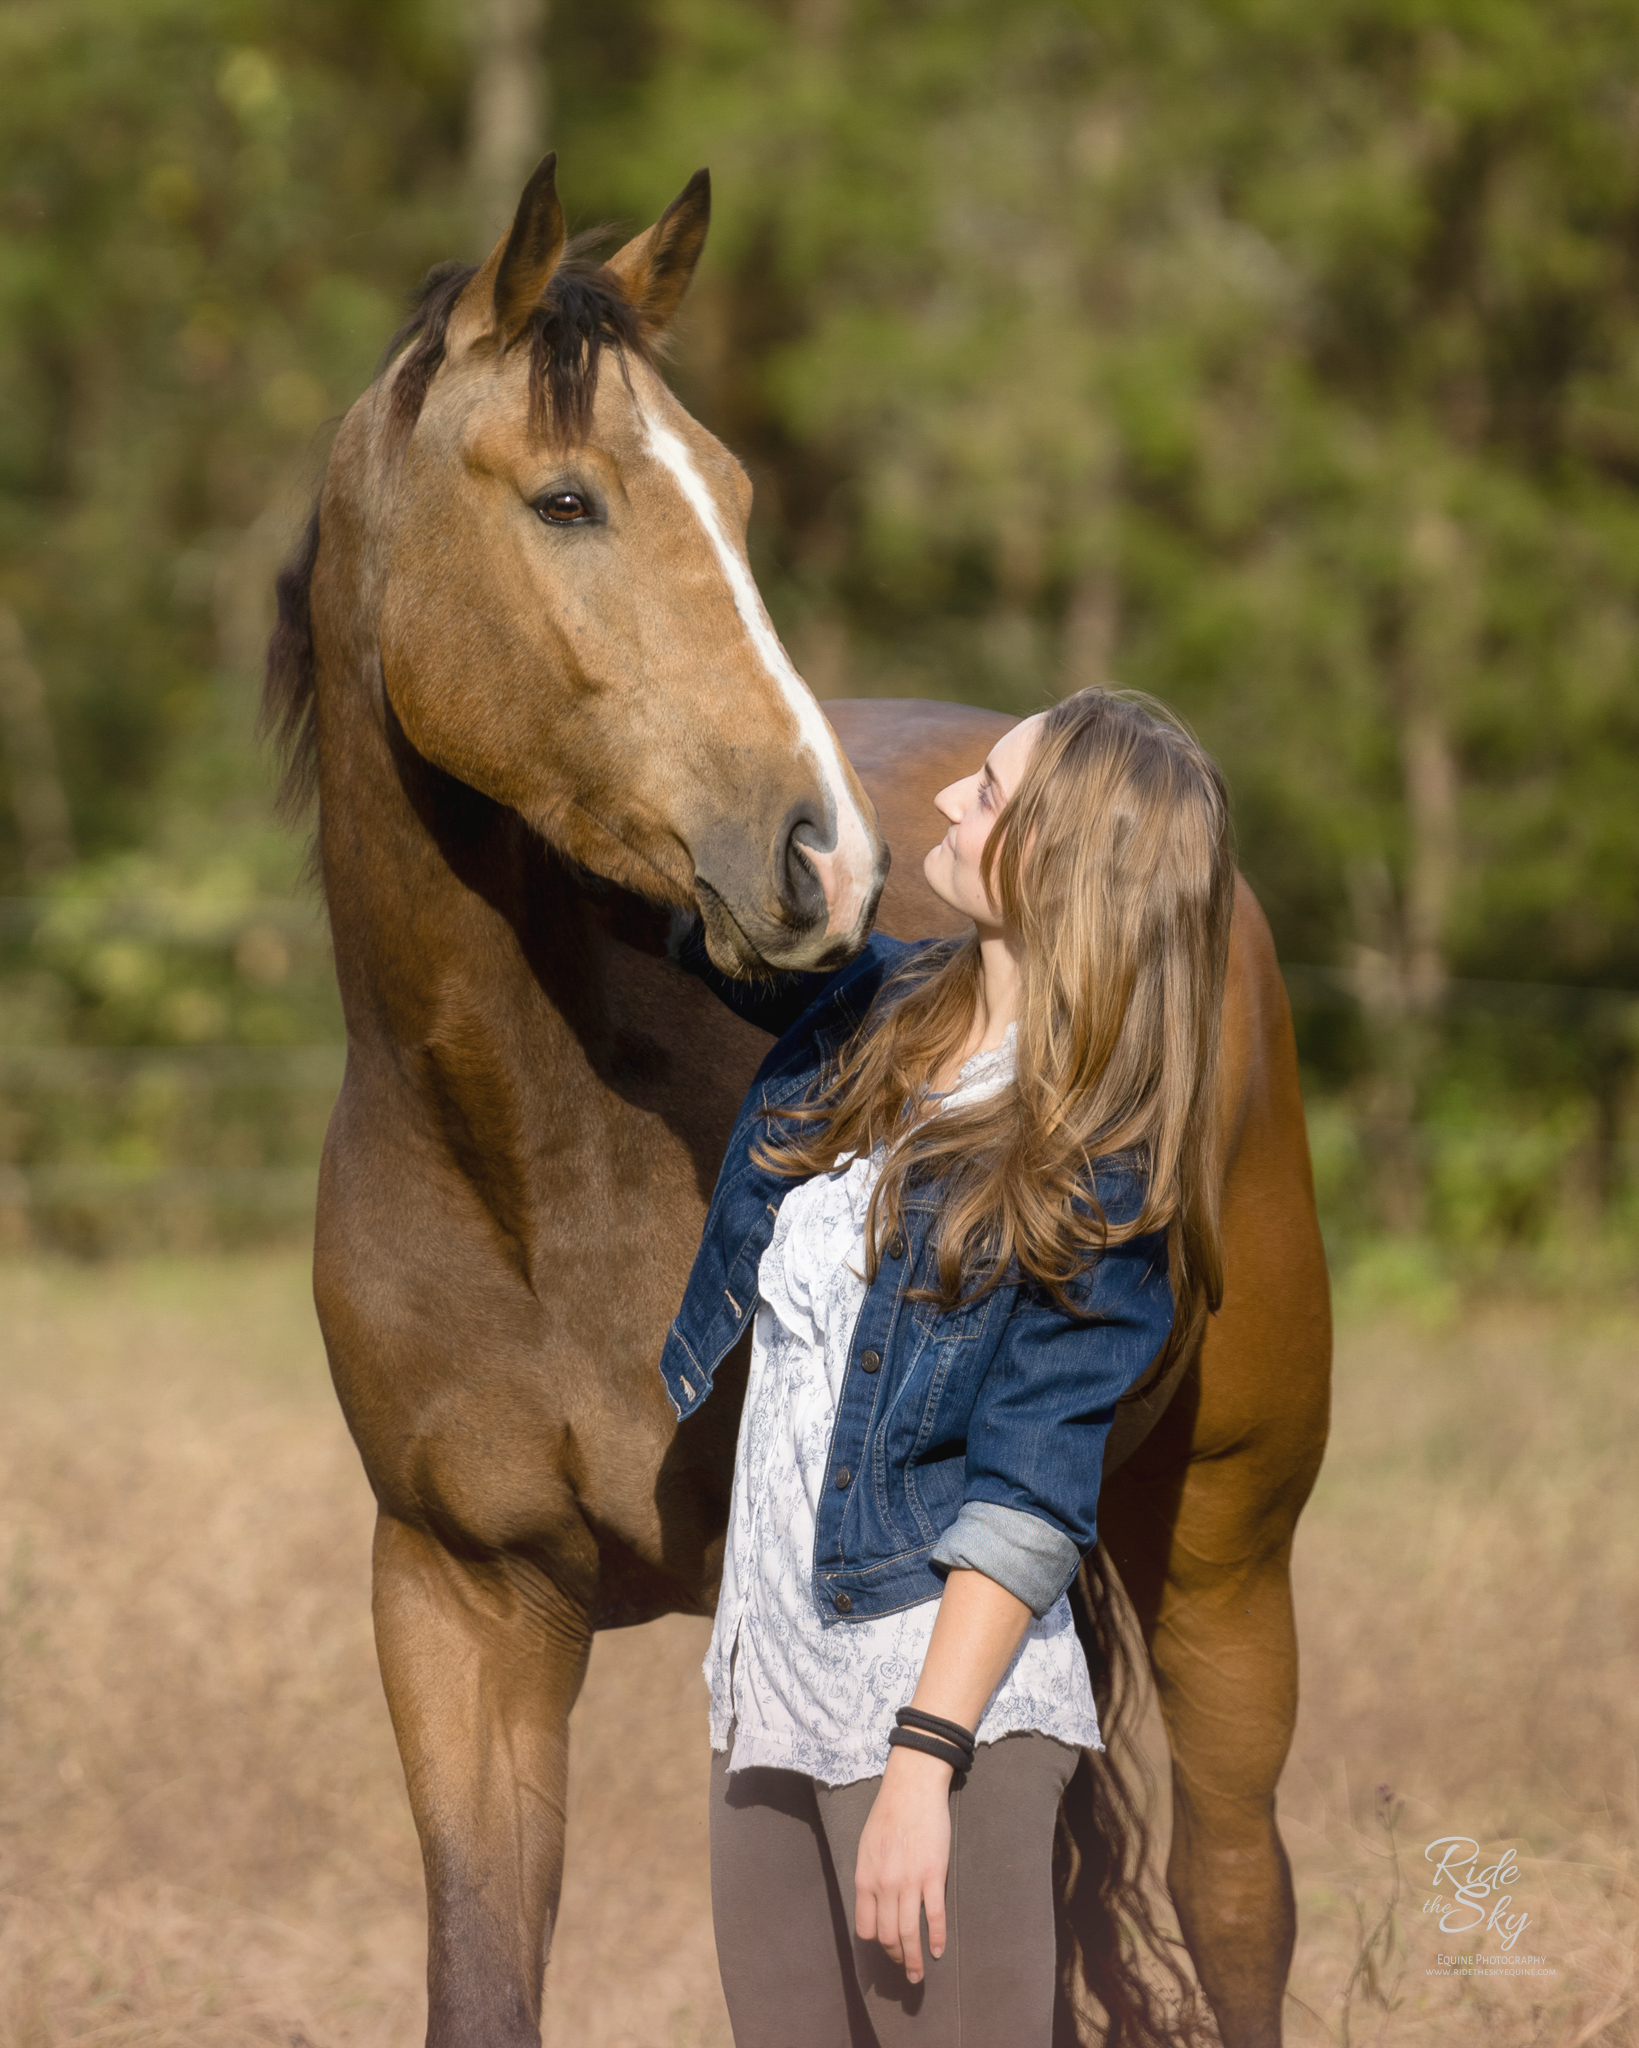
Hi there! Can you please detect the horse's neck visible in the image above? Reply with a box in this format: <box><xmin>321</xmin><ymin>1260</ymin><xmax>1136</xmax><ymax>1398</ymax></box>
<box><xmin>312</xmin><ymin>630</ymin><xmax>662</xmax><ymax>1179</ymax></box>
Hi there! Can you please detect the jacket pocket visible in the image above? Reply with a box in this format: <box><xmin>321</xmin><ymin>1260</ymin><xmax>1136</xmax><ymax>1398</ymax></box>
<box><xmin>910</xmin><ymin>1288</ymin><xmax>997</xmax><ymax>1344</ymax></box>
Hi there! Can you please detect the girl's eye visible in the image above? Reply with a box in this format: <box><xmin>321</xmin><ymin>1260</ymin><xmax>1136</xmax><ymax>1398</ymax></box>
<box><xmin>537</xmin><ymin>491</ymin><xmax>590</xmax><ymax>523</ymax></box>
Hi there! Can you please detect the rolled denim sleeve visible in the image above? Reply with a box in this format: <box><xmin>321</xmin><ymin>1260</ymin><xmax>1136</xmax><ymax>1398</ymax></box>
<box><xmin>948</xmin><ymin>1221</ymin><xmax>1174</xmax><ymax>1605</ymax></box>
<box><xmin>930</xmin><ymin>1499</ymin><xmax>1083</xmax><ymax>1616</ymax></box>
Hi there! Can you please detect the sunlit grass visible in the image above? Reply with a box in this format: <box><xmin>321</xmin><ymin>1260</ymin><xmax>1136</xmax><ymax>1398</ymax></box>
<box><xmin>0</xmin><ymin>1253</ymin><xmax>1633</xmax><ymax>2046</ymax></box>
<box><xmin>1276</xmin><ymin>1296</ymin><xmax>1639</xmax><ymax>2046</ymax></box>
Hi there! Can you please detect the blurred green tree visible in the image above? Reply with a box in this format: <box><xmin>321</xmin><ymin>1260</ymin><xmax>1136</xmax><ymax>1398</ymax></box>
<box><xmin>0</xmin><ymin>0</ymin><xmax>1634</xmax><ymax>1255</ymax></box>
<box><xmin>0</xmin><ymin>0</ymin><xmax>471</xmax><ymax>875</ymax></box>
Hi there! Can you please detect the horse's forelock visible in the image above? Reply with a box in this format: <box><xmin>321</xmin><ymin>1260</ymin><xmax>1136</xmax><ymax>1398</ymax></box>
<box><xmin>522</xmin><ymin>250</ymin><xmax>650</xmax><ymax>444</ymax></box>
<box><xmin>380</xmin><ymin>234</ymin><xmax>649</xmax><ymax>454</ymax></box>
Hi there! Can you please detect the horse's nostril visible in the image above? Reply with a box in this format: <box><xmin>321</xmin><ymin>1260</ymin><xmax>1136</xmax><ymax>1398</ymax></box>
<box><xmin>781</xmin><ymin>812</ymin><xmax>830</xmax><ymax>931</ymax></box>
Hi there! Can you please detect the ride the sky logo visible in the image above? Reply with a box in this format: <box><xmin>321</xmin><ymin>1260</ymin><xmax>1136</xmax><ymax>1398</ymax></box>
<box><xmin>1421</xmin><ymin>1836</ymin><xmax>1531</xmax><ymax>1951</ymax></box>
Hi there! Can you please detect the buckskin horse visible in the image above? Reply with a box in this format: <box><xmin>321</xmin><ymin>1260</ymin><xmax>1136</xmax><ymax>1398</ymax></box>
<box><xmin>264</xmin><ymin>156</ymin><xmax>1330</xmax><ymax>2048</ymax></box>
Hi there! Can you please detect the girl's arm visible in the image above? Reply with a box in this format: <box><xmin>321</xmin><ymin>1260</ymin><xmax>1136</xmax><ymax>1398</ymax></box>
<box><xmin>854</xmin><ymin>1194</ymin><xmax>1172</xmax><ymax>1983</ymax></box>
<box><xmin>853</xmin><ymin>1566</ymin><xmax>1032</xmax><ymax>1983</ymax></box>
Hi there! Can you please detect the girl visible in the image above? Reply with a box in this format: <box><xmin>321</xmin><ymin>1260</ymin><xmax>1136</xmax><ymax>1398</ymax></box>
<box><xmin>663</xmin><ymin>687</ymin><xmax>1234</xmax><ymax>2046</ymax></box>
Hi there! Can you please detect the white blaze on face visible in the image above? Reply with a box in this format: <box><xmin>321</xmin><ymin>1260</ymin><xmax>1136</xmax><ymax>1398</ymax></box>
<box><xmin>639</xmin><ymin>404</ymin><xmax>877</xmax><ymax>937</ymax></box>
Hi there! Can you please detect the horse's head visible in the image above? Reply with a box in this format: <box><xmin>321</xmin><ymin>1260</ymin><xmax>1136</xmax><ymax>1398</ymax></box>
<box><xmin>328</xmin><ymin>154</ymin><xmax>885</xmax><ymax>976</ymax></box>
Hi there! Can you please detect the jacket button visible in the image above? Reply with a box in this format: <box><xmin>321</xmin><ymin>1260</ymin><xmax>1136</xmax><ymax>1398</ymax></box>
<box><xmin>860</xmin><ymin>1349</ymin><xmax>881</xmax><ymax>1374</ymax></box>
<box><xmin>889</xmin><ymin>1235</ymin><xmax>906</xmax><ymax>1259</ymax></box>
<box><xmin>834</xmin><ymin>1592</ymin><xmax>853</xmax><ymax>1614</ymax></box>
<box><xmin>835</xmin><ymin>1466</ymin><xmax>851</xmax><ymax>1490</ymax></box>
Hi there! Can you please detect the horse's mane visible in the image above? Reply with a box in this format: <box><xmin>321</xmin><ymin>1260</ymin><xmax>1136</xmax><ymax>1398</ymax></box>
<box><xmin>263</xmin><ymin>507</ymin><xmax>324</xmax><ymax>821</ymax></box>
<box><xmin>261</xmin><ymin>235</ymin><xmax>648</xmax><ymax>818</ymax></box>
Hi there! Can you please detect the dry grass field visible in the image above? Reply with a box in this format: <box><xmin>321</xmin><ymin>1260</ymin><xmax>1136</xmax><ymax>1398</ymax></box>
<box><xmin>0</xmin><ymin>1249</ymin><xmax>1634</xmax><ymax>2047</ymax></box>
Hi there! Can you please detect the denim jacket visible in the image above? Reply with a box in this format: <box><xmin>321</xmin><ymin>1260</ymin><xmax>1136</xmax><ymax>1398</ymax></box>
<box><xmin>661</xmin><ymin>932</ymin><xmax>1174</xmax><ymax>1625</ymax></box>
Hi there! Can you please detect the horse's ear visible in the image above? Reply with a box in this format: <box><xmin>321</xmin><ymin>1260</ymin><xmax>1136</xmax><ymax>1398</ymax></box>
<box><xmin>492</xmin><ymin>154</ymin><xmax>567</xmax><ymax>338</ymax></box>
<box><xmin>447</xmin><ymin>153</ymin><xmax>566</xmax><ymax>355</ymax></box>
<box><xmin>605</xmin><ymin>170</ymin><xmax>711</xmax><ymax>340</ymax></box>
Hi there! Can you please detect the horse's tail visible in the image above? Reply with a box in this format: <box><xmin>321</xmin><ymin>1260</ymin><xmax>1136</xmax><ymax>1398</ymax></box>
<box><xmin>1052</xmin><ymin>1547</ymin><xmax>1217</xmax><ymax>2047</ymax></box>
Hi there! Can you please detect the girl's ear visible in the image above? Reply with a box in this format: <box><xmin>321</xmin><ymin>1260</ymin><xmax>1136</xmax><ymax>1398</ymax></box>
<box><xmin>604</xmin><ymin>170</ymin><xmax>712</xmax><ymax>341</ymax></box>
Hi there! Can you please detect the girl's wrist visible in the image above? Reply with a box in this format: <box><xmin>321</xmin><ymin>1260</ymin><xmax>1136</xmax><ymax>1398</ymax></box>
<box><xmin>882</xmin><ymin>1743</ymin><xmax>955</xmax><ymax>1792</ymax></box>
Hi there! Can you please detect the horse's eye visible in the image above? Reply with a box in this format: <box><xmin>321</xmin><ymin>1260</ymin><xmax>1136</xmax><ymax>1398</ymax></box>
<box><xmin>537</xmin><ymin>491</ymin><xmax>589</xmax><ymax>524</ymax></box>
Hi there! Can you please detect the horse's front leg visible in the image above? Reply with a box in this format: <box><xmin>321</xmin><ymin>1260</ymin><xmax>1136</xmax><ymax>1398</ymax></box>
<box><xmin>372</xmin><ymin>1510</ymin><xmax>593</xmax><ymax>2048</ymax></box>
<box><xmin>1101</xmin><ymin>1358</ymin><xmax>1326</xmax><ymax>2048</ymax></box>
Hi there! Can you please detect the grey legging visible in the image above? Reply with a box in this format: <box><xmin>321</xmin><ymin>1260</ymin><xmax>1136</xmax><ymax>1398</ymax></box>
<box><xmin>709</xmin><ymin>1732</ymin><xmax>1079</xmax><ymax>2047</ymax></box>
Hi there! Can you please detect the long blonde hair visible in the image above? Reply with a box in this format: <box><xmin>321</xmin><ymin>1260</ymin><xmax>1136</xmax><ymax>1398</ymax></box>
<box><xmin>757</xmin><ymin>687</ymin><xmax>1235</xmax><ymax>1332</ymax></box>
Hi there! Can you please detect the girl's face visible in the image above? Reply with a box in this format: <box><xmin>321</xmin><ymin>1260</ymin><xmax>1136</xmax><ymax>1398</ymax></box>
<box><xmin>923</xmin><ymin>714</ymin><xmax>1043</xmax><ymax>932</ymax></box>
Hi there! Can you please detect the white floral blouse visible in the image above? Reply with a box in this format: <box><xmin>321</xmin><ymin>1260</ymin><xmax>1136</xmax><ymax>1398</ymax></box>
<box><xmin>704</xmin><ymin>1027</ymin><xmax>1103</xmax><ymax>1786</ymax></box>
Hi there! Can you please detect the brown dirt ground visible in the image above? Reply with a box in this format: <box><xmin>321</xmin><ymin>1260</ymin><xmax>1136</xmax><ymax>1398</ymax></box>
<box><xmin>0</xmin><ymin>1251</ymin><xmax>1633</xmax><ymax>2046</ymax></box>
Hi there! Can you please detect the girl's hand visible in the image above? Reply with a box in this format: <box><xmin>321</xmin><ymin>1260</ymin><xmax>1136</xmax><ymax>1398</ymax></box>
<box><xmin>854</xmin><ymin>1568</ymin><xmax>1031</xmax><ymax>1982</ymax></box>
<box><xmin>853</xmin><ymin>1745</ymin><xmax>954</xmax><ymax>1983</ymax></box>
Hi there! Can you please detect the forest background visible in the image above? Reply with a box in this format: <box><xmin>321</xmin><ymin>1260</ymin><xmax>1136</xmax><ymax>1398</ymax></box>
<box><xmin>1</xmin><ymin>0</ymin><xmax>1636</xmax><ymax>1291</ymax></box>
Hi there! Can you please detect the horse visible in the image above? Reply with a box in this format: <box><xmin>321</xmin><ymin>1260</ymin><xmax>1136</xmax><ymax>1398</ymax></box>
<box><xmin>264</xmin><ymin>155</ymin><xmax>1331</xmax><ymax>2048</ymax></box>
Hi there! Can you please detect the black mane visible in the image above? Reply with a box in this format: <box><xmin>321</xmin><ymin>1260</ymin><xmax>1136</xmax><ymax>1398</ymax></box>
<box><xmin>261</xmin><ymin>237</ymin><xmax>647</xmax><ymax>816</ymax></box>
<box><xmin>261</xmin><ymin>506</ymin><xmax>323</xmax><ymax>821</ymax></box>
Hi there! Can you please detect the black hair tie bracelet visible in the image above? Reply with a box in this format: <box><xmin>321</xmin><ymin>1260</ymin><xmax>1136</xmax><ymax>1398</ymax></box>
<box><xmin>888</xmin><ymin>1727</ymin><xmax>972</xmax><ymax>1771</ymax></box>
<box><xmin>896</xmin><ymin>1706</ymin><xmax>977</xmax><ymax>1761</ymax></box>
<box><xmin>890</xmin><ymin>1706</ymin><xmax>976</xmax><ymax>1773</ymax></box>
